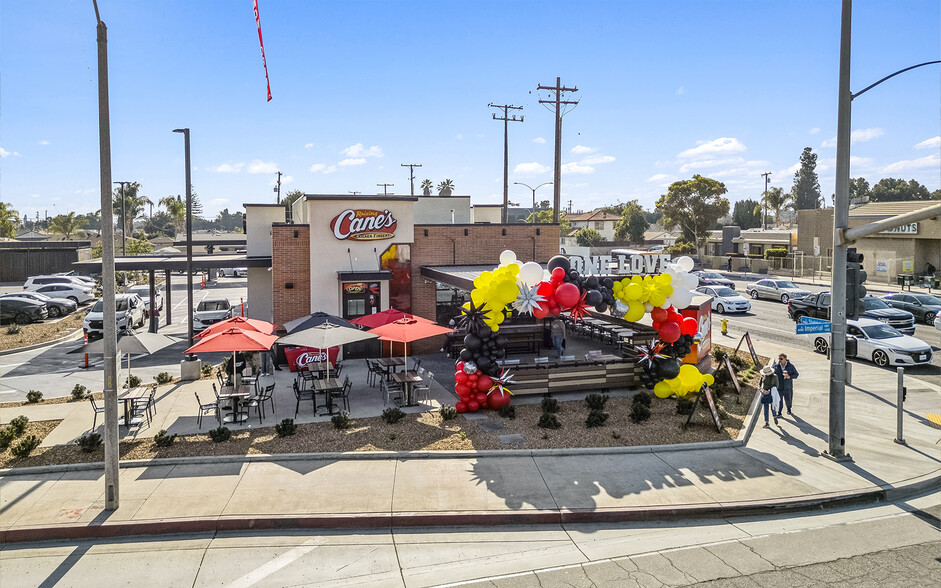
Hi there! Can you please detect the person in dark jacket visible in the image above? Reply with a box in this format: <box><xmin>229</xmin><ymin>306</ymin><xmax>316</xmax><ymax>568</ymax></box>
<box><xmin>772</xmin><ymin>353</ymin><xmax>799</xmax><ymax>417</ymax></box>
<box><xmin>759</xmin><ymin>365</ymin><xmax>779</xmax><ymax>427</ymax></box>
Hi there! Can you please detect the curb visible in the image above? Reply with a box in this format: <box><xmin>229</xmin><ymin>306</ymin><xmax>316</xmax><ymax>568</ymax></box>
<box><xmin>0</xmin><ymin>327</ymin><xmax>84</xmax><ymax>357</ymax></box>
<box><xmin>3</xmin><ymin>472</ymin><xmax>937</xmax><ymax>545</ymax></box>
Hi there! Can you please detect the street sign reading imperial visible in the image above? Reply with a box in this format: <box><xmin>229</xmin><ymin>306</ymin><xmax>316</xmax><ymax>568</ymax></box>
<box><xmin>331</xmin><ymin>209</ymin><xmax>397</xmax><ymax>241</ymax></box>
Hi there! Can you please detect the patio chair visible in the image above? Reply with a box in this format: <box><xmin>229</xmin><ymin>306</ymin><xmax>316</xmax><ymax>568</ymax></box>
<box><xmin>249</xmin><ymin>383</ymin><xmax>276</xmax><ymax>424</ymax></box>
<box><xmin>534</xmin><ymin>356</ymin><xmax>550</xmax><ymax>366</ymax></box>
<box><xmin>132</xmin><ymin>385</ymin><xmax>157</xmax><ymax>421</ymax></box>
<box><xmin>293</xmin><ymin>380</ymin><xmax>316</xmax><ymax>418</ymax></box>
<box><xmin>212</xmin><ymin>383</ymin><xmax>233</xmax><ymax>417</ymax></box>
<box><xmin>195</xmin><ymin>392</ymin><xmax>220</xmax><ymax>429</ymax></box>
<box><xmin>411</xmin><ymin>358</ymin><xmax>422</xmax><ymax>372</ymax></box>
<box><xmin>381</xmin><ymin>379</ymin><xmax>403</xmax><ymax>406</ymax></box>
<box><xmin>412</xmin><ymin>372</ymin><xmax>433</xmax><ymax>404</ymax></box>
<box><xmin>89</xmin><ymin>395</ymin><xmax>105</xmax><ymax>430</ymax></box>
<box><xmin>560</xmin><ymin>355</ymin><xmax>576</xmax><ymax>363</ymax></box>
<box><xmin>364</xmin><ymin>359</ymin><xmax>378</xmax><ymax>387</ymax></box>
<box><xmin>332</xmin><ymin>362</ymin><xmax>343</xmax><ymax>378</ymax></box>
<box><xmin>297</xmin><ymin>369</ymin><xmax>317</xmax><ymax>390</ymax></box>
<box><xmin>333</xmin><ymin>376</ymin><xmax>352</xmax><ymax>413</ymax></box>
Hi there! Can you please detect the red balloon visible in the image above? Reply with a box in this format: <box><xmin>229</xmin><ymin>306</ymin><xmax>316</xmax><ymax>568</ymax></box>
<box><xmin>533</xmin><ymin>305</ymin><xmax>549</xmax><ymax>319</ymax></box>
<box><xmin>681</xmin><ymin>316</ymin><xmax>698</xmax><ymax>336</ymax></box>
<box><xmin>475</xmin><ymin>392</ymin><xmax>488</xmax><ymax>405</ymax></box>
<box><xmin>650</xmin><ymin>307</ymin><xmax>668</xmax><ymax>323</ymax></box>
<box><xmin>551</xmin><ymin>267</ymin><xmax>566</xmax><ymax>281</ymax></box>
<box><xmin>659</xmin><ymin>320</ymin><xmax>681</xmax><ymax>343</ymax></box>
<box><xmin>455</xmin><ymin>383</ymin><xmax>470</xmax><ymax>396</ymax></box>
<box><xmin>549</xmin><ymin>304</ymin><xmax>560</xmax><ymax>315</ymax></box>
<box><xmin>537</xmin><ymin>281</ymin><xmax>555</xmax><ymax>296</ymax></box>
<box><xmin>455</xmin><ymin>401</ymin><xmax>467</xmax><ymax>413</ymax></box>
<box><xmin>487</xmin><ymin>388</ymin><xmax>511</xmax><ymax>409</ymax></box>
<box><xmin>467</xmin><ymin>400</ymin><xmax>480</xmax><ymax>412</ymax></box>
<box><xmin>456</xmin><ymin>361</ymin><xmax>465</xmax><ymax>372</ymax></box>
<box><xmin>469</xmin><ymin>373</ymin><xmax>478</xmax><ymax>381</ymax></box>
<box><xmin>477</xmin><ymin>375</ymin><xmax>493</xmax><ymax>391</ymax></box>
<box><xmin>454</xmin><ymin>371</ymin><xmax>468</xmax><ymax>384</ymax></box>
<box><xmin>555</xmin><ymin>283</ymin><xmax>581</xmax><ymax>308</ymax></box>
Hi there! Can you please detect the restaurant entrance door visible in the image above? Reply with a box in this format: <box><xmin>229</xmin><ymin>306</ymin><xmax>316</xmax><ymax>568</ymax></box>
<box><xmin>342</xmin><ymin>281</ymin><xmax>381</xmax><ymax>358</ymax></box>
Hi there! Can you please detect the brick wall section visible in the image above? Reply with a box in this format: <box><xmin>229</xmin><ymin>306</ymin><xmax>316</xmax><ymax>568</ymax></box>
<box><xmin>272</xmin><ymin>224</ymin><xmax>311</xmax><ymax>326</ymax></box>
<box><xmin>409</xmin><ymin>224</ymin><xmax>559</xmax><ymax>353</ymax></box>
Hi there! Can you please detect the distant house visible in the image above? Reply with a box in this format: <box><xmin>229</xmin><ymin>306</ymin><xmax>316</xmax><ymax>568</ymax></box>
<box><xmin>15</xmin><ymin>230</ymin><xmax>49</xmax><ymax>242</ymax></box>
<box><xmin>567</xmin><ymin>210</ymin><xmax>620</xmax><ymax>241</ymax></box>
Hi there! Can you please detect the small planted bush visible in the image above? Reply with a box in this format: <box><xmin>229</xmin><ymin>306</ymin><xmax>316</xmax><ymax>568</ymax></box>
<box><xmin>77</xmin><ymin>432</ymin><xmax>102</xmax><ymax>453</ymax></box>
<box><xmin>11</xmin><ymin>435</ymin><xmax>40</xmax><ymax>458</ymax></box>
<box><xmin>0</xmin><ymin>428</ymin><xmax>16</xmax><ymax>450</ymax></box>
<box><xmin>538</xmin><ymin>412</ymin><xmax>561</xmax><ymax>429</ymax></box>
<box><xmin>632</xmin><ymin>392</ymin><xmax>652</xmax><ymax>408</ymax></box>
<box><xmin>208</xmin><ymin>426</ymin><xmax>231</xmax><ymax>443</ymax></box>
<box><xmin>154</xmin><ymin>372</ymin><xmax>173</xmax><ymax>385</ymax></box>
<box><xmin>630</xmin><ymin>403</ymin><xmax>651</xmax><ymax>424</ymax></box>
<box><xmin>585</xmin><ymin>409</ymin><xmax>609</xmax><ymax>428</ymax></box>
<box><xmin>439</xmin><ymin>405</ymin><xmax>458</xmax><ymax>421</ymax></box>
<box><xmin>26</xmin><ymin>390</ymin><xmax>43</xmax><ymax>404</ymax></box>
<box><xmin>712</xmin><ymin>347</ymin><xmax>728</xmax><ymax>363</ymax></box>
<box><xmin>498</xmin><ymin>404</ymin><xmax>516</xmax><ymax>419</ymax></box>
<box><xmin>676</xmin><ymin>397</ymin><xmax>696</xmax><ymax>415</ymax></box>
<box><xmin>728</xmin><ymin>354</ymin><xmax>748</xmax><ymax>371</ymax></box>
<box><xmin>381</xmin><ymin>407</ymin><xmax>406</xmax><ymax>424</ymax></box>
<box><xmin>6</xmin><ymin>324</ymin><xmax>21</xmax><ymax>335</ymax></box>
<box><xmin>331</xmin><ymin>412</ymin><xmax>352</xmax><ymax>430</ymax></box>
<box><xmin>71</xmin><ymin>384</ymin><xmax>88</xmax><ymax>400</ymax></box>
<box><xmin>9</xmin><ymin>415</ymin><xmax>29</xmax><ymax>436</ymax></box>
<box><xmin>200</xmin><ymin>362</ymin><xmax>214</xmax><ymax>378</ymax></box>
<box><xmin>275</xmin><ymin>418</ymin><xmax>297</xmax><ymax>438</ymax></box>
<box><xmin>124</xmin><ymin>375</ymin><xmax>142</xmax><ymax>389</ymax></box>
<box><xmin>585</xmin><ymin>393</ymin><xmax>609</xmax><ymax>411</ymax></box>
<box><xmin>541</xmin><ymin>396</ymin><xmax>559</xmax><ymax>414</ymax></box>
<box><xmin>153</xmin><ymin>429</ymin><xmax>177</xmax><ymax>448</ymax></box>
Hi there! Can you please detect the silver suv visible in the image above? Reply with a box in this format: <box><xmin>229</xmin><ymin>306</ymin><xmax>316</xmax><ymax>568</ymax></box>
<box><xmin>83</xmin><ymin>294</ymin><xmax>146</xmax><ymax>340</ymax></box>
<box><xmin>193</xmin><ymin>298</ymin><xmax>233</xmax><ymax>332</ymax></box>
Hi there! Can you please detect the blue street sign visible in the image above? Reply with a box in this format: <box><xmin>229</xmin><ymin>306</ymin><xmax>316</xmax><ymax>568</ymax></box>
<box><xmin>796</xmin><ymin>322</ymin><xmax>831</xmax><ymax>334</ymax></box>
<box><xmin>799</xmin><ymin>316</ymin><xmax>829</xmax><ymax>324</ymax></box>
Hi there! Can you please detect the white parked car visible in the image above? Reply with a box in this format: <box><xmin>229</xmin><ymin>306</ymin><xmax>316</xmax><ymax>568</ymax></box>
<box><xmin>220</xmin><ymin>267</ymin><xmax>248</xmax><ymax>278</ymax></box>
<box><xmin>745</xmin><ymin>279</ymin><xmax>811</xmax><ymax>304</ymax></box>
<box><xmin>33</xmin><ymin>282</ymin><xmax>95</xmax><ymax>304</ymax></box>
<box><xmin>934</xmin><ymin>313</ymin><xmax>941</xmax><ymax>332</ymax></box>
<box><xmin>193</xmin><ymin>298</ymin><xmax>233</xmax><ymax>332</ymax></box>
<box><xmin>23</xmin><ymin>275</ymin><xmax>91</xmax><ymax>291</ymax></box>
<box><xmin>695</xmin><ymin>286</ymin><xmax>751</xmax><ymax>314</ymax></box>
<box><xmin>126</xmin><ymin>285</ymin><xmax>164</xmax><ymax>318</ymax></box>
<box><xmin>811</xmin><ymin>317</ymin><xmax>933</xmax><ymax>368</ymax></box>
<box><xmin>83</xmin><ymin>293</ymin><xmax>146</xmax><ymax>340</ymax></box>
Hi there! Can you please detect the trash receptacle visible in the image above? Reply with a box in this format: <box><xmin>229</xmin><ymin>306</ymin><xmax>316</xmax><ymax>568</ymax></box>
<box><xmin>898</xmin><ymin>274</ymin><xmax>913</xmax><ymax>288</ymax></box>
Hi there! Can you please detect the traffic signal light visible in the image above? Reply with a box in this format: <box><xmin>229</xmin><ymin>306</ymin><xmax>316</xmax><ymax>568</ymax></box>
<box><xmin>846</xmin><ymin>248</ymin><xmax>867</xmax><ymax>319</ymax></box>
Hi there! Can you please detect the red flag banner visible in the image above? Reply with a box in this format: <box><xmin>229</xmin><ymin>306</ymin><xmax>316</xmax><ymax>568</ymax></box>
<box><xmin>253</xmin><ymin>0</ymin><xmax>272</xmax><ymax>101</ymax></box>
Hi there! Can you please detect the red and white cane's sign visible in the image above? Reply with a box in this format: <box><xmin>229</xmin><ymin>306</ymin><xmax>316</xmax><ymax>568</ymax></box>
<box><xmin>330</xmin><ymin>209</ymin><xmax>397</xmax><ymax>241</ymax></box>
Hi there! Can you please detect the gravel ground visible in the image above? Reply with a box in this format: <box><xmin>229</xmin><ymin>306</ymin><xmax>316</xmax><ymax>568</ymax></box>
<box><xmin>0</xmin><ymin>310</ymin><xmax>87</xmax><ymax>352</ymax></box>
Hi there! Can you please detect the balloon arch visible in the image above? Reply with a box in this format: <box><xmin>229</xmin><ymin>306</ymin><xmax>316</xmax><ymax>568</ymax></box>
<box><xmin>452</xmin><ymin>251</ymin><xmax>714</xmax><ymax>413</ymax></box>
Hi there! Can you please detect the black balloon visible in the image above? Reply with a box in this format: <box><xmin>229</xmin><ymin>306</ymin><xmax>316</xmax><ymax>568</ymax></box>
<box><xmin>658</xmin><ymin>358</ymin><xmax>681</xmax><ymax>380</ymax></box>
<box><xmin>476</xmin><ymin>356</ymin><xmax>492</xmax><ymax>370</ymax></box>
<box><xmin>568</xmin><ymin>269</ymin><xmax>580</xmax><ymax>282</ymax></box>
<box><xmin>547</xmin><ymin>255</ymin><xmax>571</xmax><ymax>273</ymax></box>
<box><xmin>602</xmin><ymin>277</ymin><xmax>614</xmax><ymax>288</ymax></box>
<box><xmin>459</xmin><ymin>348</ymin><xmax>473</xmax><ymax>361</ymax></box>
<box><xmin>586</xmin><ymin>275</ymin><xmax>599</xmax><ymax>289</ymax></box>
<box><xmin>596</xmin><ymin>302</ymin><xmax>608</xmax><ymax>313</ymax></box>
<box><xmin>495</xmin><ymin>334</ymin><xmax>508</xmax><ymax>347</ymax></box>
<box><xmin>645</xmin><ymin>382</ymin><xmax>655</xmax><ymax>390</ymax></box>
<box><xmin>463</xmin><ymin>333</ymin><xmax>481</xmax><ymax>350</ymax></box>
<box><xmin>585</xmin><ymin>289</ymin><xmax>603</xmax><ymax>306</ymax></box>
<box><xmin>488</xmin><ymin>363</ymin><xmax>501</xmax><ymax>376</ymax></box>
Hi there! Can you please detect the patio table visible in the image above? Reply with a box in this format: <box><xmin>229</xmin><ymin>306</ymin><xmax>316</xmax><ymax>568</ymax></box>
<box><xmin>376</xmin><ymin>357</ymin><xmax>405</xmax><ymax>379</ymax></box>
<box><xmin>312</xmin><ymin>377</ymin><xmax>343</xmax><ymax>415</ymax></box>
<box><xmin>391</xmin><ymin>370</ymin><xmax>423</xmax><ymax>406</ymax></box>
<box><xmin>219</xmin><ymin>384</ymin><xmax>252</xmax><ymax>423</ymax></box>
<box><xmin>116</xmin><ymin>387</ymin><xmax>149</xmax><ymax>427</ymax></box>
<box><xmin>593</xmin><ymin>353</ymin><xmax>624</xmax><ymax>364</ymax></box>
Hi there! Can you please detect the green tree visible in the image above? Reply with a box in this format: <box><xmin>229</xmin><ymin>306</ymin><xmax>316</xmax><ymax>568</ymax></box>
<box><xmin>159</xmin><ymin>196</ymin><xmax>186</xmax><ymax>236</ymax></box>
<box><xmin>790</xmin><ymin>147</ymin><xmax>822</xmax><ymax>210</ymax></box>
<box><xmin>526</xmin><ymin>209</ymin><xmax>571</xmax><ymax>236</ymax></box>
<box><xmin>731</xmin><ymin>199</ymin><xmax>762</xmax><ymax>229</ymax></box>
<box><xmin>282</xmin><ymin>188</ymin><xmax>305</xmax><ymax>222</ymax></box>
<box><xmin>626</xmin><ymin>212</ymin><xmax>649</xmax><ymax>244</ymax></box>
<box><xmin>125</xmin><ymin>237</ymin><xmax>154</xmax><ymax>256</ymax></box>
<box><xmin>655</xmin><ymin>175</ymin><xmax>730</xmax><ymax>259</ymax></box>
<box><xmin>75</xmin><ymin>211</ymin><xmax>101</xmax><ymax>232</ymax></box>
<box><xmin>870</xmin><ymin>178</ymin><xmax>937</xmax><ymax>202</ymax></box>
<box><xmin>761</xmin><ymin>187</ymin><xmax>791</xmax><ymax>226</ymax></box>
<box><xmin>0</xmin><ymin>202</ymin><xmax>20</xmax><ymax>238</ymax></box>
<box><xmin>600</xmin><ymin>200</ymin><xmax>643</xmax><ymax>218</ymax></box>
<box><xmin>849</xmin><ymin>177</ymin><xmax>871</xmax><ymax>205</ymax></box>
<box><xmin>141</xmin><ymin>211</ymin><xmax>175</xmax><ymax>237</ymax></box>
<box><xmin>575</xmin><ymin>227</ymin><xmax>603</xmax><ymax>247</ymax></box>
<box><xmin>48</xmin><ymin>212</ymin><xmax>85</xmax><ymax>240</ymax></box>
<box><xmin>437</xmin><ymin>179</ymin><xmax>454</xmax><ymax>196</ymax></box>
<box><xmin>420</xmin><ymin>179</ymin><xmax>433</xmax><ymax>196</ymax></box>
<box><xmin>215</xmin><ymin>208</ymin><xmax>244</xmax><ymax>232</ymax></box>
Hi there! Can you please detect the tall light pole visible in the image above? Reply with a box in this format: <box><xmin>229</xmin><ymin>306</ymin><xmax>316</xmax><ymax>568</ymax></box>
<box><xmin>172</xmin><ymin>128</ymin><xmax>195</xmax><ymax>351</ymax></box>
<box><xmin>113</xmin><ymin>181</ymin><xmax>129</xmax><ymax>256</ymax></box>
<box><xmin>513</xmin><ymin>181</ymin><xmax>552</xmax><ymax>222</ymax></box>
<box><xmin>760</xmin><ymin>172</ymin><xmax>772</xmax><ymax>230</ymax></box>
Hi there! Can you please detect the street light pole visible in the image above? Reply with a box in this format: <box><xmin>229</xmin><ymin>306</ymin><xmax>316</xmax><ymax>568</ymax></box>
<box><xmin>513</xmin><ymin>181</ymin><xmax>552</xmax><ymax>223</ymax></box>
<box><xmin>172</xmin><ymin>128</ymin><xmax>194</xmax><ymax>351</ymax></box>
<box><xmin>113</xmin><ymin>181</ymin><xmax>129</xmax><ymax>256</ymax></box>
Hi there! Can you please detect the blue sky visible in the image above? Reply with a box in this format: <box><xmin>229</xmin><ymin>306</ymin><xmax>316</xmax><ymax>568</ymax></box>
<box><xmin>1</xmin><ymin>1</ymin><xmax>939</xmax><ymax>221</ymax></box>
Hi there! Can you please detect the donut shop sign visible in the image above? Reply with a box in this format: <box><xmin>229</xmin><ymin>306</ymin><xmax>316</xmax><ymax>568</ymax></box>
<box><xmin>330</xmin><ymin>209</ymin><xmax>397</xmax><ymax>241</ymax></box>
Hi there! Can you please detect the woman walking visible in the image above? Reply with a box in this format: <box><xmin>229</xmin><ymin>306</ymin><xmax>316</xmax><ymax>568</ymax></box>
<box><xmin>759</xmin><ymin>365</ymin><xmax>779</xmax><ymax>427</ymax></box>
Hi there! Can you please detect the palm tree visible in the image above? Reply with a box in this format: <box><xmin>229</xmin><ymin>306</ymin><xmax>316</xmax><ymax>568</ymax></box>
<box><xmin>159</xmin><ymin>196</ymin><xmax>186</xmax><ymax>237</ymax></box>
<box><xmin>420</xmin><ymin>179</ymin><xmax>433</xmax><ymax>196</ymax></box>
<box><xmin>0</xmin><ymin>202</ymin><xmax>19</xmax><ymax>238</ymax></box>
<box><xmin>437</xmin><ymin>179</ymin><xmax>454</xmax><ymax>197</ymax></box>
<box><xmin>48</xmin><ymin>212</ymin><xmax>85</xmax><ymax>240</ymax></box>
<box><xmin>761</xmin><ymin>187</ymin><xmax>791</xmax><ymax>227</ymax></box>
<box><xmin>112</xmin><ymin>182</ymin><xmax>151</xmax><ymax>238</ymax></box>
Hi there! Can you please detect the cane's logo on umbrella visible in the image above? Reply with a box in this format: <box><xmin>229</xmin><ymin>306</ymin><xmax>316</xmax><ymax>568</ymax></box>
<box><xmin>331</xmin><ymin>209</ymin><xmax>397</xmax><ymax>241</ymax></box>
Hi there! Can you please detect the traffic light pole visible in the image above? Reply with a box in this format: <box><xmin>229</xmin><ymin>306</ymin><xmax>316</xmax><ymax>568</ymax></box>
<box><xmin>827</xmin><ymin>0</ymin><xmax>853</xmax><ymax>461</ymax></box>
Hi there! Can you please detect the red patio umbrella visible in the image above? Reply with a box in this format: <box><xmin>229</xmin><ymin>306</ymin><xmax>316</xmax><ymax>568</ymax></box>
<box><xmin>350</xmin><ymin>309</ymin><xmax>433</xmax><ymax>329</ymax></box>
<box><xmin>185</xmin><ymin>327</ymin><xmax>280</xmax><ymax>383</ymax></box>
<box><xmin>368</xmin><ymin>318</ymin><xmax>453</xmax><ymax>368</ymax></box>
<box><xmin>195</xmin><ymin>316</ymin><xmax>276</xmax><ymax>339</ymax></box>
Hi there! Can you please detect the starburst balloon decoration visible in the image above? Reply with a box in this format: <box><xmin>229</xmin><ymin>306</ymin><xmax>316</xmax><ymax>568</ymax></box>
<box><xmin>490</xmin><ymin>368</ymin><xmax>516</xmax><ymax>396</ymax></box>
<box><xmin>512</xmin><ymin>284</ymin><xmax>545</xmax><ymax>316</ymax></box>
<box><xmin>564</xmin><ymin>291</ymin><xmax>591</xmax><ymax>322</ymax></box>
<box><xmin>457</xmin><ymin>300</ymin><xmax>489</xmax><ymax>334</ymax></box>
<box><xmin>633</xmin><ymin>340</ymin><xmax>668</xmax><ymax>370</ymax></box>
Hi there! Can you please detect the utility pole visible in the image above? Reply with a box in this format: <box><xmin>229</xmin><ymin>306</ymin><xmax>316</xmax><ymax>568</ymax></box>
<box><xmin>537</xmin><ymin>77</ymin><xmax>578</xmax><ymax>223</ymax></box>
<box><xmin>173</xmin><ymin>128</ymin><xmax>194</xmax><ymax>351</ymax></box>
<box><xmin>113</xmin><ymin>181</ymin><xmax>129</xmax><ymax>256</ymax></box>
<box><xmin>274</xmin><ymin>171</ymin><xmax>282</xmax><ymax>203</ymax></box>
<box><xmin>761</xmin><ymin>172</ymin><xmax>772</xmax><ymax>229</ymax></box>
<box><xmin>489</xmin><ymin>103</ymin><xmax>524</xmax><ymax>223</ymax></box>
<box><xmin>377</xmin><ymin>183</ymin><xmax>394</xmax><ymax>196</ymax></box>
<box><xmin>401</xmin><ymin>163</ymin><xmax>422</xmax><ymax>196</ymax></box>
<box><xmin>94</xmin><ymin>0</ymin><xmax>120</xmax><ymax>510</ymax></box>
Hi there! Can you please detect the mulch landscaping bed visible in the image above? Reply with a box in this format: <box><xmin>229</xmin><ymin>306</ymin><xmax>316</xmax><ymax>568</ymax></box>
<box><xmin>0</xmin><ymin>348</ymin><xmax>767</xmax><ymax>470</ymax></box>
<box><xmin>0</xmin><ymin>310</ymin><xmax>88</xmax><ymax>353</ymax></box>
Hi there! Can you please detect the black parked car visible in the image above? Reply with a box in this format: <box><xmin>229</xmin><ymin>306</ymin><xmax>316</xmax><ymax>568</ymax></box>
<box><xmin>0</xmin><ymin>297</ymin><xmax>49</xmax><ymax>325</ymax></box>
<box><xmin>880</xmin><ymin>293</ymin><xmax>941</xmax><ymax>324</ymax></box>
<box><xmin>694</xmin><ymin>271</ymin><xmax>736</xmax><ymax>289</ymax></box>
<box><xmin>0</xmin><ymin>292</ymin><xmax>77</xmax><ymax>318</ymax></box>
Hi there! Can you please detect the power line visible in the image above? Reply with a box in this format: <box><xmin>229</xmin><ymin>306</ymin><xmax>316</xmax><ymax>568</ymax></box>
<box><xmin>377</xmin><ymin>183</ymin><xmax>394</xmax><ymax>196</ymax></box>
<box><xmin>537</xmin><ymin>77</ymin><xmax>578</xmax><ymax>223</ymax></box>
<box><xmin>400</xmin><ymin>163</ymin><xmax>422</xmax><ymax>196</ymax></box>
<box><xmin>489</xmin><ymin>103</ymin><xmax>523</xmax><ymax>223</ymax></box>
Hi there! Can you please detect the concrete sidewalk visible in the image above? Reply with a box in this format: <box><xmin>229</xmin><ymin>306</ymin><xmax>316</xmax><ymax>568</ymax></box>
<box><xmin>1</xmin><ymin>340</ymin><xmax>938</xmax><ymax>543</ymax></box>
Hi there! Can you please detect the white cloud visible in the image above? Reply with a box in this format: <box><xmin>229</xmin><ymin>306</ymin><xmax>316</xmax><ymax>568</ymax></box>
<box><xmin>881</xmin><ymin>152</ymin><xmax>940</xmax><ymax>173</ymax></box>
<box><xmin>454</xmin><ymin>134</ymin><xmax>463</xmax><ymax>140</ymax></box>
<box><xmin>0</xmin><ymin>147</ymin><xmax>20</xmax><ymax>158</ymax></box>
<box><xmin>849</xmin><ymin>156</ymin><xmax>873</xmax><ymax>167</ymax></box>
<box><xmin>809</xmin><ymin>128</ymin><xmax>821</xmax><ymax>135</ymax></box>
<box><xmin>341</xmin><ymin>143</ymin><xmax>383</xmax><ymax>158</ymax></box>
<box><xmin>914</xmin><ymin>136</ymin><xmax>940</xmax><ymax>149</ymax></box>
<box><xmin>73</xmin><ymin>188</ymin><xmax>97</xmax><ymax>195</ymax></box>
<box><xmin>822</xmin><ymin>127</ymin><xmax>885</xmax><ymax>148</ymax></box>
<box><xmin>570</xmin><ymin>145</ymin><xmax>597</xmax><ymax>154</ymax></box>
<box><xmin>38</xmin><ymin>140</ymin><xmax>50</xmax><ymax>145</ymax></box>
<box><xmin>323</xmin><ymin>165</ymin><xmax>337</xmax><ymax>174</ymax></box>
<box><xmin>532</xmin><ymin>137</ymin><xmax>546</xmax><ymax>144</ymax></box>
<box><xmin>210</xmin><ymin>198</ymin><xmax>229</xmax><ymax>205</ymax></box>
<box><xmin>304</xmin><ymin>142</ymin><xmax>314</xmax><ymax>149</ymax></box>
<box><xmin>679</xmin><ymin>157</ymin><xmax>742</xmax><ymax>172</ymax></box>
<box><xmin>580</xmin><ymin>154</ymin><xmax>615</xmax><ymax>165</ymax></box>
<box><xmin>272</xmin><ymin>175</ymin><xmax>295</xmax><ymax>186</ymax></box>
<box><xmin>646</xmin><ymin>174</ymin><xmax>674</xmax><ymax>182</ymax></box>
<box><xmin>309</xmin><ymin>163</ymin><xmax>326</xmax><ymax>172</ymax></box>
<box><xmin>207</xmin><ymin>162</ymin><xmax>244</xmax><ymax>173</ymax></box>
<box><xmin>513</xmin><ymin>162</ymin><xmax>550</xmax><ymax>175</ymax></box>
<box><xmin>677</xmin><ymin>137</ymin><xmax>746</xmax><ymax>159</ymax></box>
<box><xmin>562</xmin><ymin>162</ymin><xmax>595</xmax><ymax>175</ymax></box>
<box><xmin>821</xmin><ymin>137</ymin><xmax>836</xmax><ymax>148</ymax></box>
<box><xmin>778</xmin><ymin>163</ymin><xmax>801</xmax><ymax>177</ymax></box>
<box><xmin>247</xmin><ymin>160</ymin><xmax>279</xmax><ymax>174</ymax></box>
<box><xmin>675</xmin><ymin>86</ymin><xmax>685</xmax><ymax>95</ymax></box>
<box><xmin>337</xmin><ymin>158</ymin><xmax>366</xmax><ymax>167</ymax></box>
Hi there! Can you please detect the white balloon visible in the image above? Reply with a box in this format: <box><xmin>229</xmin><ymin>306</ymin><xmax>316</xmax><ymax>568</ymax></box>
<box><xmin>676</xmin><ymin>256</ymin><xmax>694</xmax><ymax>272</ymax></box>
<box><xmin>499</xmin><ymin>250</ymin><xmax>517</xmax><ymax>266</ymax></box>
<box><xmin>659</xmin><ymin>300</ymin><xmax>672</xmax><ymax>309</ymax></box>
<box><xmin>643</xmin><ymin>303</ymin><xmax>654</xmax><ymax>312</ymax></box>
<box><xmin>671</xmin><ymin>288</ymin><xmax>693</xmax><ymax>309</ymax></box>
<box><xmin>519</xmin><ymin>261</ymin><xmax>544</xmax><ymax>286</ymax></box>
<box><xmin>678</xmin><ymin>272</ymin><xmax>698</xmax><ymax>290</ymax></box>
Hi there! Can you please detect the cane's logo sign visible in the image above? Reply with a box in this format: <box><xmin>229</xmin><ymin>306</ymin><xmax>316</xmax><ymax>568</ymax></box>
<box><xmin>296</xmin><ymin>350</ymin><xmax>328</xmax><ymax>366</ymax></box>
<box><xmin>344</xmin><ymin>283</ymin><xmax>366</xmax><ymax>294</ymax></box>
<box><xmin>331</xmin><ymin>209</ymin><xmax>397</xmax><ymax>241</ymax></box>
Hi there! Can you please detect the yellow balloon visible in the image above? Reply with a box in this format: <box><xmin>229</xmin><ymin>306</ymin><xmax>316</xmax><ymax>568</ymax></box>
<box><xmin>648</xmin><ymin>291</ymin><xmax>666</xmax><ymax>307</ymax></box>
<box><xmin>631</xmin><ymin>275</ymin><xmax>642</xmax><ymax>283</ymax></box>
<box><xmin>703</xmin><ymin>373</ymin><xmax>715</xmax><ymax>386</ymax></box>
<box><xmin>624</xmin><ymin>300</ymin><xmax>645</xmax><ymax>322</ymax></box>
<box><xmin>657</xmin><ymin>272</ymin><xmax>673</xmax><ymax>285</ymax></box>
<box><xmin>679</xmin><ymin>364</ymin><xmax>701</xmax><ymax>391</ymax></box>
<box><xmin>654</xmin><ymin>381</ymin><xmax>672</xmax><ymax>398</ymax></box>
<box><xmin>626</xmin><ymin>282</ymin><xmax>643</xmax><ymax>301</ymax></box>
